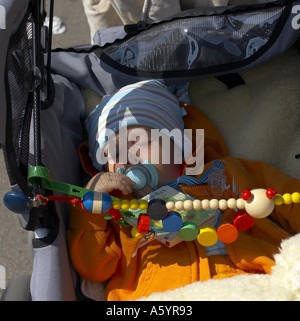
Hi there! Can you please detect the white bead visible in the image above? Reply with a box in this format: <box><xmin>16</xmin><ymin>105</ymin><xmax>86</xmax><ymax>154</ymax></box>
<box><xmin>244</xmin><ymin>188</ymin><xmax>274</xmax><ymax>218</ymax></box>
<box><xmin>227</xmin><ymin>198</ymin><xmax>237</xmax><ymax>209</ymax></box>
<box><xmin>202</xmin><ymin>199</ymin><xmax>210</xmax><ymax>210</ymax></box>
<box><xmin>175</xmin><ymin>200</ymin><xmax>184</xmax><ymax>211</ymax></box>
<box><xmin>183</xmin><ymin>200</ymin><xmax>193</xmax><ymax>210</ymax></box>
<box><xmin>166</xmin><ymin>201</ymin><xmax>175</xmax><ymax>211</ymax></box>
<box><xmin>210</xmin><ymin>199</ymin><xmax>219</xmax><ymax>210</ymax></box>
<box><xmin>219</xmin><ymin>199</ymin><xmax>228</xmax><ymax>210</ymax></box>
<box><xmin>193</xmin><ymin>199</ymin><xmax>202</xmax><ymax>210</ymax></box>
<box><xmin>236</xmin><ymin>198</ymin><xmax>245</xmax><ymax>209</ymax></box>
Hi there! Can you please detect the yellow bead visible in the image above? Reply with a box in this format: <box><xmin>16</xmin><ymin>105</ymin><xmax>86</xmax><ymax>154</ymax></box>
<box><xmin>130</xmin><ymin>199</ymin><xmax>139</xmax><ymax>210</ymax></box>
<box><xmin>112</xmin><ymin>199</ymin><xmax>121</xmax><ymax>209</ymax></box>
<box><xmin>291</xmin><ymin>192</ymin><xmax>300</xmax><ymax>203</ymax></box>
<box><xmin>131</xmin><ymin>226</ymin><xmax>143</xmax><ymax>238</ymax></box>
<box><xmin>121</xmin><ymin>199</ymin><xmax>130</xmax><ymax>210</ymax></box>
<box><xmin>282</xmin><ymin>193</ymin><xmax>292</xmax><ymax>205</ymax></box>
<box><xmin>152</xmin><ymin>220</ymin><xmax>163</xmax><ymax>228</ymax></box>
<box><xmin>139</xmin><ymin>200</ymin><xmax>148</xmax><ymax>210</ymax></box>
<box><xmin>274</xmin><ymin>194</ymin><xmax>283</xmax><ymax>205</ymax></box>
<box><xmin>197</xmin><ymin>227</ymin><xmax>218</xmax><ymax>246</ymax></box>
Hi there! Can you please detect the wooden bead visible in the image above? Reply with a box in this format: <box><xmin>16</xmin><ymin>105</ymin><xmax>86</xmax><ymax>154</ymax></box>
<box><xmin>266</xmin><ymin>188</ymin><xmax>276</xmax><ymax>199</ymax></box>
<box><xmin>197</xmin><ymin>227</ymin><xmax>218</xmax><ymax>246</ymax></box>
<box><xmin>162</xmin><ymin>211</ymin><xmax>183</xmax><ymax>232</ymax></box>
<box><xmin>217</xmin><ymin>223</ymin><xmax>238</xmax><ymax>243</ymax></box>
<box><xmin>236</xmin><ymin>198</ymin><xmax>245</xmax><ymax>209</ymax></box>
<box><xmin>183</xmin><ymin>199</ymin><xmax>193</xmax><ymax>210</ymax></box>
<box><xmin>282</xmin><ymin>193</ymin><xmax>292</xmax><ymax>205</ymax></box>
<box><xmin>137</xmin><ymin>214</ymin><xmax>150</xmax><ymax>234</ymax></box>
<box><xmin>175</xmin><ymin>200</ymin><xmax>184</xmax><ymax>211</ymax></box>
<box><xmin>121</xmin><ymin>199</ymin><xmax>130</xmax><ymax>210</ymax></box>
<box><xmin>244</xmin><ymin>188</ymin><xmax>274</xmax><ymax>218</ymax></box>
<box><xmin>147</xmin><ymin>199</ymin><xmax>168</xmax><ymax>220</ymax></box>
<box><xmin>201</xmin><ymin>199</ymin><xmax>210</xmax><ymax>210</ymax></box>
<box><xmin>241</xmin><ymin>190</ymin><xmax>252</xmax><ymax>201</ymax></box>
<box><xmin>274</xmin><ymin>194</ymin><xmax>283</xmax><ymax>205</ymax></box>
<box><xmin>166</xmin><ymin>201</ymin><xmax>175</xmax><ymax>211</ymax></box>
<box><xmin>139</xmin><ymin>199</ymin><xmax>148</xmax><ymax>210</ymax></box>
<box><xmin>292</xmin><ymin>192</ymin><xmax>300</xmax><ymax>203</ymax></box>
<box><xmin>130</xmin><ymin>199</ymin><xmax>139</xmax><ymax>210</ymax></box>
<box><xmin>227</xmin><ymin>198</ymin><xmax>237</xmax><ymax>209</ymax></box>
<box><xmin>219</xmin><ymin>199</ymin><xmax>228</xmax><ymax>210</ymax></box>
<box><xmin>112</xmin><ymin>199</ymin><xmax>121</xmax><ymax>209</ymax></box>
<box><xmin>233</xmin><ymin>210</ymin><xmax>255</xmax><ymax>230</ymax></box>
<box><xmin>131</xmin><ymin>226</ymin><xmax>143</xmax><ymax>238</ymax></box>
<box><xmin>209</xmin><ymin>199</ymin><xmax>219</xmax><ymax>210</ymax></box>
<box><xmin>193</xmin><ymin>199</ymin><xmax>202</xmax><ymax>210</ymax></box>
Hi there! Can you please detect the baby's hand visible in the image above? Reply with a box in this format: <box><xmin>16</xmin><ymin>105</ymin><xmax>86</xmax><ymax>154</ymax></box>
<box><xmin>86</xmin><ymin>172</ymin><xmax>134</xmax><ymax>195</ymax></box>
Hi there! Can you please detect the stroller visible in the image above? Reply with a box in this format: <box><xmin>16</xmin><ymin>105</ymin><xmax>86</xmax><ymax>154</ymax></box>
<box><xmin>1</xmin><ymin>0</ymin><xmax>300</xmax><ymax>301</ymax></box>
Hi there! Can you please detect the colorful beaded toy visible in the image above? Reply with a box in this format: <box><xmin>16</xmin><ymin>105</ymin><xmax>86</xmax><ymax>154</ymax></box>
<box><xmin>4</xmin><ymin>165</ymin><xmax>300</xmax><ymax>248</ymax></box>
<box><xmin>80</xmin><ymin>187</ymin><xmax>299</xmax><ymax>246</ymax></box>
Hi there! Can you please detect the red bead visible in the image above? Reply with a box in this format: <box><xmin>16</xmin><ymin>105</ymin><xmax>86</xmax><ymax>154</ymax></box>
<box><xmin>233</xmin><ymin>210</ymin><xmax>255</xmax><ymax>231</ymax></box>
<box><xmin>109</xmin><ymin>208</ymin><xmax>123</xmax><ymax>220</ymax></box>
<box><xmin>241</xmin><ymin>190</ymin><xmax>252</xmax><ymax>201</ymax></box>
<box><xmin>266</xmin><ymin>188</ymin><xmax>276</xmax><ymax>199</ymax></box>
<box><xmin>137</xmin><ymin>214</ymin><xmax>151</xmax><ymax>234</ymax></box>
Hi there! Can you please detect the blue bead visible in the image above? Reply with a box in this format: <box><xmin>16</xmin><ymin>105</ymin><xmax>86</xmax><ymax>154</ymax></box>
<box><xmin>82</xmin><ymin>191</ymin><xmax>112</xmax><ymax>213</ymax></box>
<box><xmin>82</xmin><ymin>191</ymin><xmax>94</xmax><ymax>211</ymax></box>
<box><xmin>162</xmin><ymin>211</ymin><xmax>183</xmax><ymax>232</ymax></box>
<box><xmin>102</xmin><ymin>193</ymin><xmax>113</xmax><ymax>213</ymax></box>
<box><xmin>3</xmin><ymin>191</ymin><xmax>32</xmax><ymax>214</ymax></box>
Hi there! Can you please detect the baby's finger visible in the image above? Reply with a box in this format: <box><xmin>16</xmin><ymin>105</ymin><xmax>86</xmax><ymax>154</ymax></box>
<box><xmin>117</xmin><ymin>177</ymin><xmax>133</xmax><ymax>195</ymax></box>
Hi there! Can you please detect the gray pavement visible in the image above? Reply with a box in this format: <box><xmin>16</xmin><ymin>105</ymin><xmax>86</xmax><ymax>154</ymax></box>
<box><xmin>0</xmin><ymin>0</ymin><xmax>90</xmax><ymax>297</ymax></box>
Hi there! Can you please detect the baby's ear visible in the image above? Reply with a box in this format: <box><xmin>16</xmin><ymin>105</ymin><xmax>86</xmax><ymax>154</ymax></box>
<box><xmin>78</xmin><ymin>141</ymin><xmax>99</xmax><ymax>177</ymax></box>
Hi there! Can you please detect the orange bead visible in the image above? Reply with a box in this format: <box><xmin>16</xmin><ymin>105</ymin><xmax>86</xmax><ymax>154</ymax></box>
<box><xmin>217</xmin><ymin>223</ymin><xmax>238</xmax><ymax>243</ymax></box>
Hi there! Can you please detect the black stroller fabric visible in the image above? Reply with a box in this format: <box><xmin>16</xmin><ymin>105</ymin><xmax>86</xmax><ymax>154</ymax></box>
<box><xmin>51</xmin><ymin>0</ymin><xmax>300</xmax><ymax>95</ymax></box>
<box><xmin>1</xmin><ymin>0</ymin><xmax>83</xmax><ymax>300</ymax></box>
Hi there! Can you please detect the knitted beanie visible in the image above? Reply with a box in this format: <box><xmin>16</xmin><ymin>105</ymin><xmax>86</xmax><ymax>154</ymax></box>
<box><xmin>85</xmin><ymin>80</ymin><xmax>192</xmax><ymax>171</ymax></box>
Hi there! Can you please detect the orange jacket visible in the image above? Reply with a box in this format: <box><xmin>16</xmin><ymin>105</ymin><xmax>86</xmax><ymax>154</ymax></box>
<box><xmin>67</xmin><ymin>104</ymin><xmax>300</xmax><ymax>301</ymax></box>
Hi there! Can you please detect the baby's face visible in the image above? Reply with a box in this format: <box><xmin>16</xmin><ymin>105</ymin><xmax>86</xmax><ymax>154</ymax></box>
<box><xmin>103</xmin><ymin>125</ymin><xmax>182</xmax><ymax>187</ymax></box>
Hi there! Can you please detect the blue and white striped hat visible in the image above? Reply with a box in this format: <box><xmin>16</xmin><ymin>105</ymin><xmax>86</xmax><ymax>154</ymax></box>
<box><xmin>85</xmin><ymin>80</ymin><xmax>193</xmax><ymax>171</ymax></box>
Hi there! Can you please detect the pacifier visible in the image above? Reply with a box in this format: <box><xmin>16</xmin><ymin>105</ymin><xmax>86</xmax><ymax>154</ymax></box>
<box><xmin>117</xmin><ymin>161</ymin><xmax>158</xmax><ymax>194</ymax></box>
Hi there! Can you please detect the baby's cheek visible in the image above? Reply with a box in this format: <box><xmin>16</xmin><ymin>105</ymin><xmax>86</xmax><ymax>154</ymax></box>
<box><xmin>156</xmin><ymin>163</ymin><xmax>181</xmax><ymax>186</ymax></box>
